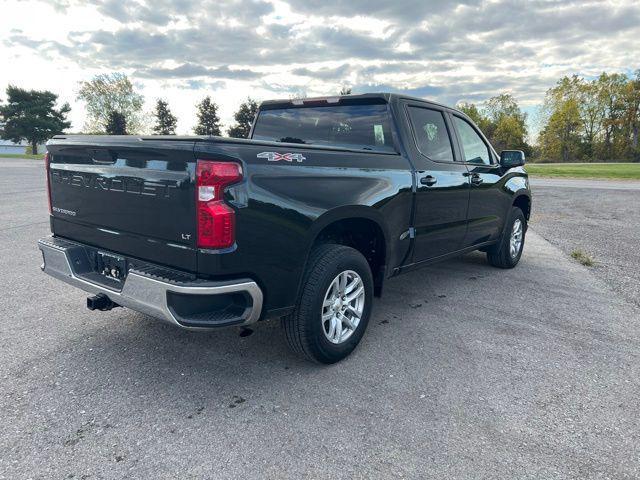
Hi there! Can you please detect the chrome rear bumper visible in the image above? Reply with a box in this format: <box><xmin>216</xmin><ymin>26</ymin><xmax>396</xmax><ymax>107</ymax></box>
<box><xmin>38</xmin><ymin>236</ymin><xmax>263</xmax><ymax>329</ymax></box>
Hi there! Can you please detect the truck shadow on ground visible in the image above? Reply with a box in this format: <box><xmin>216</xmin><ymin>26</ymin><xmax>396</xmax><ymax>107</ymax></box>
<box><xmin>55</xmin><ymin>252</ymin><xmax>504</xmax><ymax>411</ymax></box>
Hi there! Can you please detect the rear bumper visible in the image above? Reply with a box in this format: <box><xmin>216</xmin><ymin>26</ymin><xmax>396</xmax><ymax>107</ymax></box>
<box><xmin>38</xmin><ymin>236</ymin><xmax>263</xmax><ymax>329</ymax></box>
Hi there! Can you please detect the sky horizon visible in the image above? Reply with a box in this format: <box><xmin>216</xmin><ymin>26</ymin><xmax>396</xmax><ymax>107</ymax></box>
<box><xmin>1</xmin><ymin>0</ymin><xmax>639</xmax><ymax>140</ymax></box>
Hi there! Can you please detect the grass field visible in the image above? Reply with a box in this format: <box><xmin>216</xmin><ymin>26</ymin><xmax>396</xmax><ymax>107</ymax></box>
<box><xmin>526</xmin><ymin>162</ymin><xmax>640</xmax><ymax>180</ymax></box>
<box><xmin>0</xmin><ymin>153</ymin><xmax>44</xmax><ymax>160</ymax></box>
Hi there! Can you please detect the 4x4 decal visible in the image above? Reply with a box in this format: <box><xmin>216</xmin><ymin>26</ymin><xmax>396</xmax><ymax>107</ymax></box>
<box><xmin>257</xmin><ymin>152</ymin><xmax>306</xmax><ymax>163</ymax></box>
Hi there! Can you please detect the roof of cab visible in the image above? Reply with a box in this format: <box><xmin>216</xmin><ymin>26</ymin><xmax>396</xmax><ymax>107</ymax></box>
<box><xmin>259</xmin><ymin>92</ymin><xmax>460</xmax><ymax>115</ymax></box>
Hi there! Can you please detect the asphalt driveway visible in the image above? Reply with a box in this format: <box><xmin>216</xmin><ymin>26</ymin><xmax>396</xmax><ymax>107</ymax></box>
<box><xmin>1</xmin><ymin>158</ymin><xmax>639</xmax><ymax>479</ymax></box>
<box><xmin>530</xmin><ymin>177</ymin><xmax>640</xmax><ymax>308</ymax></box>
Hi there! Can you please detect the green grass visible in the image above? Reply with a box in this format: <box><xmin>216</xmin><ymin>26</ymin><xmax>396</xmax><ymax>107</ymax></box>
<box><xmin>0</xmin><ymin>153</ymin><xmax>45</xmax><ymax>160</ymax></box>
<box><xmin>571</xmin><ymin>249</ymin><xmax>595</xmax><ymax>267</ymax></box>
<box><xmin>526</xmin><ymin>162</ymin><xmax>640</xmax><ymax>180</ymax></box>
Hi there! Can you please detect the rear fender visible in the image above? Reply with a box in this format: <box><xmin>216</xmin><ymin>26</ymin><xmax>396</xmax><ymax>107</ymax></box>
<box><xmin>295</xmin><ymin>206</ymin><xmax>391</xmax><ymax>299</ymax></box>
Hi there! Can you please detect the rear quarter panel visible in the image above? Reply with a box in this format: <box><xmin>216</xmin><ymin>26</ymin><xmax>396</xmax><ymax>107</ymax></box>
<box><xmin>194</xmin><ymin>140</ymin><xmax>414</xmax><ymax>315</ymax></box>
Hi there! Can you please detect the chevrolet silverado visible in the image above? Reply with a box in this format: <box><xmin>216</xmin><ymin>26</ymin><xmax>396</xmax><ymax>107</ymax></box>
<box><xmin>39</xmin><ymin>93</ymin><xmax>531</xmax><ymax>363</ymax></box>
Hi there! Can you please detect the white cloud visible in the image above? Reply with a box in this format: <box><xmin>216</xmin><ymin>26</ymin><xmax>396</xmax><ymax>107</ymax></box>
<box><xmin>1</xmin><ymin>0</ymin><xmax>638</xmax><ymax>136</ymax></box>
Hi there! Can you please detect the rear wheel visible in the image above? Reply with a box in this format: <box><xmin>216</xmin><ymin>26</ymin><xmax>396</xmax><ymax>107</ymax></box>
<box><xmin>282</xmin><ymin>244</ymin><xmax>373</xmax><ymax>364</ymax></box>
<box><xmin>487</xmin><ymin>207</ymin><xmax>527</xmax><ymax>268</ymax></box>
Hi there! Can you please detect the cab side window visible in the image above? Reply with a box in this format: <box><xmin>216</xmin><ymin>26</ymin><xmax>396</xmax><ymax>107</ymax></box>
<box><xmin>407</xmin><ymin>106</ymin><xmax>454</xmax><ymax>162</ymax></box>
<box><xmin>452</xmin><ymin>116</ymin><xmax>492</xmax><ymax>165</ymax></box>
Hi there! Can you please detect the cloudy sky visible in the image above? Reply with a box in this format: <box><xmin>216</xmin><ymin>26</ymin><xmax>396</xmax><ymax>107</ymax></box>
<box><xmin>1</xmin><ymin>0</ymin><xmax>638</xmax><ymax>137</ymax></box>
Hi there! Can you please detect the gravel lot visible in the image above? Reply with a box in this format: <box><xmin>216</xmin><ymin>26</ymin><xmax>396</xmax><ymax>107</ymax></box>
<box><xmin>530</xmin><ymin>178</ymin><xmax>640</xmax><ymax>308</ymax></box>
<box><xmin>1</xmin><ymin>159</ymin><xmax>640</xmax><ymax>479</ymax></box>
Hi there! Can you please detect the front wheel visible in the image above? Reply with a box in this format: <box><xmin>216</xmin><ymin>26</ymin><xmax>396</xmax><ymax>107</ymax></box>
<box><xmin>487</xmin><ymin>207</ymin><xmax>527</xmax><ymax>268</ymax></box>
<box><xmin>282</xmin><ymin>244</ymin><xmax>373</xmax><ymax>364</ymax></box>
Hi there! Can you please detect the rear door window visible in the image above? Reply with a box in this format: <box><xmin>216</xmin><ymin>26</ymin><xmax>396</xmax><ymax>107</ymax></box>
<box><xmin>407</xmin><ymin>106</ymin><xmax>455</xmax><ymax>162</ymax></box>
<box><xmin>252</xmin><ymin>104</ymin><xmax>395</xmax><ymax>152</ymax></box>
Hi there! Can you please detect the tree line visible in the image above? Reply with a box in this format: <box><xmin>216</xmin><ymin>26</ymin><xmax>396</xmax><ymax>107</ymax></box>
<box><xmin>1</xmin><ymin>71</ymin><xmax>638</xmax><ymax>161</ymax></box>
<box><xmin>0</xmin><ymin>73</ymin><xmax>259</xmax><ymax>154</ymax></box>
<box><xmin>538</xmin><ymin>72</ymin><xmax>640</xmax><ymax>162</ymax></box>
<box><xmin>457</xmin><ymin>70</ymin><xmax>640</xmax><ymax>162</ymax></box>
<box><xmin>75</xmin><ymin>73</ymin><xmax>258</xmax><ymax>138</ymax></box>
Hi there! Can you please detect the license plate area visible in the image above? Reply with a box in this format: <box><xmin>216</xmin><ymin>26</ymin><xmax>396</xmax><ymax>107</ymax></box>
<box><xmin>96</xmin><ymin>251</ymin><xmax>128</xmax><ymax>283</ymax></box>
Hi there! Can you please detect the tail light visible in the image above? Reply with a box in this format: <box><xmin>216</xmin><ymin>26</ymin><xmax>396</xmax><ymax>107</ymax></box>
<box><xmin>44</xmin><ymin>152</ymin><xmax>52</xmax><ymax>214</ymax></box>
<box><xmin>196</xmin><ymin>160</ymin><xmax>243</xmax><ymax>249</ymax></box>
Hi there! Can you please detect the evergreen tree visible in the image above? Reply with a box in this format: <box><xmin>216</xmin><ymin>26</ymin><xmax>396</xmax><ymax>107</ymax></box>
<box><xmin>228</xmin><ymin>98</ymin><xmax>258</xmax><ymax>138</ymax></box>
<box><xmin>0</xmin><ymin>85</ymin><xmax>71</xmax><ymax>154</ymax></box>
<box><xmin>152</xmin><ymin>99</ymin><xmax>178</xmax><ymax>135</ymax></box>
<box><xmin>194</xmin><ymin>96</ymin><xmax>222</xmax><ymax>136</ymax></box>
<box><xmin>105</xmin><ymin>111</ymin><xmax>127</xmax><ymax>135</ymax></box>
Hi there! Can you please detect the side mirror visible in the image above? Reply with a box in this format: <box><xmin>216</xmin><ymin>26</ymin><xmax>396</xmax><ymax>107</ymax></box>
<box><xmin>500</xmin><ymin>150</ymin><xmax>525</xmax><ymax>169</ymax></box>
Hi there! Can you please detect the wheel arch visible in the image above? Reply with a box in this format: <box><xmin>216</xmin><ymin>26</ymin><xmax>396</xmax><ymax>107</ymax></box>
<box><xmin>304</xmin><ymin>206</ymin><xmax>390</xmax><ymax>297</ymax></box>
<box><xmin>512</xmin><ymin>193</ymin><xmax>531</xmax><ymax>221</ymax></box>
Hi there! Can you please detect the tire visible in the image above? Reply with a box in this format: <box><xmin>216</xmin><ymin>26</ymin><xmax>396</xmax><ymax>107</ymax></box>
<box><xmin>487</xmin><ymin>207</ymin><xmax>527</xmax><ymax>269</ymax></box>
<box><xmin>282</xmin><ymin>244</ymin><xmax>374</xmax><ymax>364</ymax></box>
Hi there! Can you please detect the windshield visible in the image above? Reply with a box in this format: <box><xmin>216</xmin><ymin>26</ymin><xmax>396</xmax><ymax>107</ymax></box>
<box><xmin>252</xmin><ymin>103</ymin><xmax>395</xmax><ymax>153</ymax></box>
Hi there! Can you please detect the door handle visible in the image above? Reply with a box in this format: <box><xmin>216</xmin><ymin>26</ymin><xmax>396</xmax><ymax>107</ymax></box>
<box><xmin>470</xmin><ymin>173</ymin><xmax>483</xmax><ymax>186</ymax></box>
<box><xmin>420</xmin><ymin>175</ymin><xmax>437</xmax><ymax>186</ymax></box>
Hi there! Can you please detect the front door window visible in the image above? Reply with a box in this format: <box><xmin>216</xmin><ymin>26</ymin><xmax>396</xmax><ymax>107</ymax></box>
<box><xmin>453</xmin><ymin>116</ymin><xmax>491</xmax><ymax>165</ymax></box>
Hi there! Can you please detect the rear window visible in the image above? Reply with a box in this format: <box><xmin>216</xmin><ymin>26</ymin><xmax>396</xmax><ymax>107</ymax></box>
<box><xmin>252</xmin><ymin>104</ymin><xmax>395</xmax><ymax>152</ymax></box>
<box><xmin>407</xmin><ymin>106</ymin><xmax>454</xmax><ymax>162</ymax></box>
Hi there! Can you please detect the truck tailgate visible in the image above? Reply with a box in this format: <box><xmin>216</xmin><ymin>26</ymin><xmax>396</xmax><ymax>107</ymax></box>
<box><xmin>46</xmin><ymin>137</ymin><xmax>198</xmax><ymax>271</ymax></box>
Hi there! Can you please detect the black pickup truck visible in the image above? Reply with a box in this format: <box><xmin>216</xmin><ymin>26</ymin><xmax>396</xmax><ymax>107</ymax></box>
<box><xmin>39</xmin><ymin>93</ymin><xmax>531</xmax><ymax>363</ymax></box>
